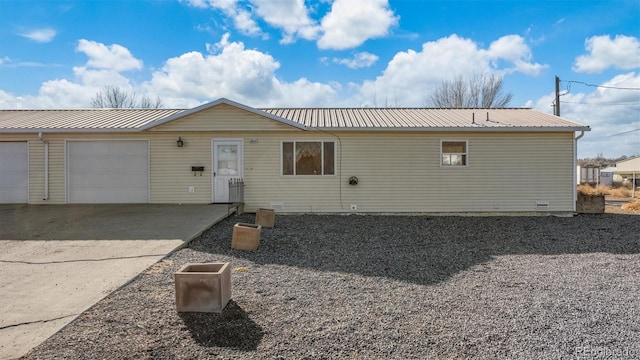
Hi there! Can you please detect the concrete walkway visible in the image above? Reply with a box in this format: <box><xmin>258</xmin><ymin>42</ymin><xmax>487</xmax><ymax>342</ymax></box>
<box><xmin>0</xmin><ymin>204</ymin><xmax>234</xmax><ymax>360</ymax></box>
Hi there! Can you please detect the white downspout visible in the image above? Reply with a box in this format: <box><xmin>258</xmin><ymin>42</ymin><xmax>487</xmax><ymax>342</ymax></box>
<box><xmin>38</xmin><ymin>132</ymin><xmax>49</xmax><ymax>200</ymax></box>
<box><xmin>574</xmin><ymin>131</ymin><xmax>585</xmax><ymax>212</ymax></box>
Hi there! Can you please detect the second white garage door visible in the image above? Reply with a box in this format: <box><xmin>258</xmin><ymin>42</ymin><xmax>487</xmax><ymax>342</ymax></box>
<box><xmin>0</xmin><ymin>142</ymin><xmax>28</xmax><ymax>203</ymax></box>
<box><xmin>67</xmin><ymin>140</ymin><xmax>149</xmax><ymax>203</ymax></box>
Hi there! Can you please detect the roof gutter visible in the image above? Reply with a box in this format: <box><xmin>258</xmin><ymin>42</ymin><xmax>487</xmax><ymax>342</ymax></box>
<box><xmin>312</xmin><ymin>126</ymin><xmax>592</xmax><ymax>133</ymax></box>
<box><xmin>0</xmin><ymin>128</ymin><xmax>145</xmax><ymax>133</ymax></box>
<box><xmin>573</xmin><ymin>130</ymin><xmax>586</xmax><ymax>212</ymax></box>
<box><xmin>1</xmin><ymin>125</ymin><xmax>591</xmax><ymax>134</ymax></box>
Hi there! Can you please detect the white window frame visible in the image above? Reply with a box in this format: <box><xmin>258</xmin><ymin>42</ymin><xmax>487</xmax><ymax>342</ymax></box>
<box><xmin>281</xmin><ymin>140</ymin><xmax>336</xmax><ymax>176</ymax></box>
<box><xmin>440</xmin><ymin>140</ymin><xmax>468</xmax><ymax>167</ymax></box>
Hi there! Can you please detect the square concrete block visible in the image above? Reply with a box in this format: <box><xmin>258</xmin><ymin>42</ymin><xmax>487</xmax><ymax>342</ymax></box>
<box><xmin>576</xmin><ymin>194</ymin><xmax>605</xmax><ymax>214</ymax></box>
<box><xmin>175</xmin><ymin>262</ymin><xmax>231</xmax><ymax>313</ymax></box>
<box><xmin>231</xmin><ymin>223</ymin><xmax>262</xmax><ymax>251</ymax></box>
<box><xmin>255</xmin><ymin>208</ymin><xmax>275</xmax><ymax>228</ymax></box>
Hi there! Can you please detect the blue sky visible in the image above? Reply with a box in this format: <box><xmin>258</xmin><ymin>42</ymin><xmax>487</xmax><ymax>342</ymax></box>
<box><xmin>1</xmin><ymin>0</ymin><xmax>638</xmax><ymax>158</ymax></box>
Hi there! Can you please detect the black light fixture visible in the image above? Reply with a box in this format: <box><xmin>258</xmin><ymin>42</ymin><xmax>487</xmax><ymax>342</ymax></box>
<box><xmin>177</xmin><ymin>137</ymin><xmax>184</xmax><ymax>147</ymax></box>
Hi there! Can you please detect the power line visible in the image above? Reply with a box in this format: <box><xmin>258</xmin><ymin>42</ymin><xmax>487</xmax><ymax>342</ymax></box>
<box><xmin>563</xmin><ymin>80</ymin><xmax>640</xmax><ymax>91</ymax></box>
<box><xmin>561</xmin><ymin>100</ymin><xmax>640</xmax><ymax>105</ymax></box>
<box><xmin>605</xmin><ymin>128</ymin><xmax>640</xmax><ymax>137</ymax></box>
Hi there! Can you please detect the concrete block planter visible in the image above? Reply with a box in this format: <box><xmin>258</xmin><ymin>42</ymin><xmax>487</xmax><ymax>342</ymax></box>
<box><xmin>175</xmin><ymin>262</ymin><xmax>231</xmax><ymax>313</ymax></box>
<box><xmin>231</xmin><ymin>223</ymin><xmax>262</xmax><ymax>251</ymax></box>
<box><xmin>576</xmin><ymin>193</ymin><xmax>605</xmax><ymax>214</ymax></box>
<box><xmin>255</xmin><ymin>208</ymin><xmax>275</xmax><ymax>228</ymax></box>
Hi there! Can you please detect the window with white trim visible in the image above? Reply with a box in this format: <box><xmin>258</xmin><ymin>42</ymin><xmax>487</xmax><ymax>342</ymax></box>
<box><xmin>282</xmin><ymin>141</ymin><xmax>335</xmax><ymax>176</ymax></box>
<box><xmin>441</xmin><ymin>141</ymin><xmax>467</xmax><ymax>166</ymax></box>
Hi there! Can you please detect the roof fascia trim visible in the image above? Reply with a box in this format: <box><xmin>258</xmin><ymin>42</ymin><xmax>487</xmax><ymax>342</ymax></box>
<box><xmin>0</xmin><ymin>128</ymin><xmax>143</xmax><ymax>133</ymax></box>
<box><xmin>140</xmin><ymin>98</ymin><xmax>307</xmax><ymax>131</ymax></box>
<box><xmin>0</xmin><ymin>126</ymin><xmax>591</xmax><ymax>134</ymax></box>
<box><xmin>311</xmin><ymin>126</ymin><xmax>592</xmax><ymax>132</ymax></box>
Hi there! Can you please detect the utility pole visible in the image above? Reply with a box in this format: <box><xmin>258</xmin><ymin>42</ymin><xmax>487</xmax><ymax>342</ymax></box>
<box><xmin>554</xmin><ymin>76</ymin><xmax>561</xmax><ymax>116</ymax></box>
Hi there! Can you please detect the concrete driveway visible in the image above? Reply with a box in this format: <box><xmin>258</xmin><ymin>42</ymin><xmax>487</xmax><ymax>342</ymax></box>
<box><xmin>0</xmin><ymin>204</ymin><xmax>235</xmax><ymax>360</ymax></box>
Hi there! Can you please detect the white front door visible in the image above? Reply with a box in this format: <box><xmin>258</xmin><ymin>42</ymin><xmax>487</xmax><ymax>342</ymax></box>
<box><xmin>212</xmin><ymin>139</ymin><xmax>243</xmax><ymax>203</ymax></box>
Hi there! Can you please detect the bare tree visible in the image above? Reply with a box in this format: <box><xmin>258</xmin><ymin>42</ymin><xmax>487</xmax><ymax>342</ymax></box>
<box><xmin>91</xmin><ymin>85</ymin><xmax>164</xmax><ymax>108</ymax></box>
<box><xmin>138</xmin><ymin>94</ymin><xmax>164</xmax><ymax>109</ymax></box>
<box><xmin>428</xmin><ymin>74</ymin><xmax>513</xmax><ymax>108</ymax></box>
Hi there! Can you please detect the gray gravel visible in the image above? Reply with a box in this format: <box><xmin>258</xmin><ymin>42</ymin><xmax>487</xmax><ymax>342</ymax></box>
<box><xmin>24</xmin><ymin>214</ymin><xmax>640</xmax><ymax>359</ymax></box>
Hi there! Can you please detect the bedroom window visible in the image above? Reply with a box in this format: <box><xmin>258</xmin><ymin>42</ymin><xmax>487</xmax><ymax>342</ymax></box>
<box><xmin>441</xmin><ymin>141</ymin><xmax>467</xmax><ymax>166</ymax></box>
<box><xmin>282</xmin><ymin>141</ymin><xmax>335</xmax><ymax>176</ymax></box>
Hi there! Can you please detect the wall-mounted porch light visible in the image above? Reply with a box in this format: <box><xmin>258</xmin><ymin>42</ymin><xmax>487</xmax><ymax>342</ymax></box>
<box><xmin>177</xmin><ymin>137</ymin><xmax>184</xmax><ymax>147</ymax></box>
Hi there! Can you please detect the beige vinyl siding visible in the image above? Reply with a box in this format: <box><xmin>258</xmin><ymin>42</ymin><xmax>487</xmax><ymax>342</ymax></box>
<box><xmin>149</xmin><ymin>104</ymin><xmax>298</xmax><ymax>132</ymax></box>
<box><xmin>46</xmin><ymin>138</ymin><xmax>66</xmax><ymax>204</ymax></box>
<box><xmin>242</xmin><ymin>133</ymin><xmax>342</xmax><ymax>212</ymax></box>
<box><xmin>149</xmin><ymin>133</ymin><xmax>214</xmax><ymax>203</ymax></box>
<box><xmin>2</xmin><ymin>129</ymin><xmax>576</xmax><ymax>213</ymax></box>
<box><xmin>241</xmin><ymin>131</ymin><xmax>575</xmax><ymax>213</ymax></box>
<box><xmin>28</xmin><ymin>138</ymin><xmax>43</xmax><ymax>203</ymax></box>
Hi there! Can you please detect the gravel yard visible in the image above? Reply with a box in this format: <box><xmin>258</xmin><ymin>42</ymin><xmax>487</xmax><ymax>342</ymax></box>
<box><xmin>24</xmin><ymin>213</ymin><xmax>640</xmax><ymax>359</ymax></box>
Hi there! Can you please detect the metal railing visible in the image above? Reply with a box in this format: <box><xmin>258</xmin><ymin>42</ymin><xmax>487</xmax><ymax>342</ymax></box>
<box><xmin>228</xmin><ymin>178</ymin><xmax>244</xmax><ymax>204</ymax></box>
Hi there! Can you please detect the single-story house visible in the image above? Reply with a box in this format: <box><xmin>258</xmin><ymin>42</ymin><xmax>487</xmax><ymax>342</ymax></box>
<box><xmin>0</xmin><ymin>98</ymin><xmax>590</xmax><ymax>215</ymax></box>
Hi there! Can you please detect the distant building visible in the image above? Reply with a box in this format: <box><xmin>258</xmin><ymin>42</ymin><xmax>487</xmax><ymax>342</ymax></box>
<box><xmin>599</xmin><ymin>167</ymin><xmax>618</xmax><ymax>186</ymax></box>
<box><xmin>615</xmin><ymin>157</ymin><xmax>640</xmax><ymax>186</ymax></box>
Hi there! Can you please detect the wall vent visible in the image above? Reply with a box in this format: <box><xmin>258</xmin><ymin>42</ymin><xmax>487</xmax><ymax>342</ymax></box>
<box><xmin>536</xmin><ymin>201</ymin><xmax>550</xmax><ymax>209</ymax></box>
<box><xmin>270</xmin><ymin>202</ymin><xmax>284</xmax><ymax>212</ymax></box>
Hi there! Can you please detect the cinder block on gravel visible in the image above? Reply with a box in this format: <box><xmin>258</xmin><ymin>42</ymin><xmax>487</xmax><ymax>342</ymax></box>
<box><xmin>174</xmin><ymin>262</ymin><xmax>231</xmax><ymax>313</ymax></box>
<box><xmin>231</xmin><ymin>223</ymin><xmax>262</xmax><ymax>251</ymax></box>
<box><xmin>576</xmin><ymin>194</ymin><xmax>605</xmax><ymax>213</ymax></box>
<box><xmin>255</xmin><ymin>208</ymin><xmax>275</xmax><ymax>228</ymax></box>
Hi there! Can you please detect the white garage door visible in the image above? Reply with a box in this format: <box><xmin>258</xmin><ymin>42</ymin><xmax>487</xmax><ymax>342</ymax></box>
<box><xmin>0</xmin><ymin>142</ymin><xmax>28</xmax><ymax>203</ymax></box>
<box><xmin>67</xmin><ymin>140</ymin><xmax>149</xmax><ymax>203</ymax></box>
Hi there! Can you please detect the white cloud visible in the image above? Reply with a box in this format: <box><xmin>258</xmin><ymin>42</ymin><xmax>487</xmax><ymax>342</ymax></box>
<box><xmin>1</xmin><ymin>34</ymin><xmax>550</xmax><ymax>109</ymax></box>
<box><xmin>353</xmin><ymin>34</ymin><xmax>546</xmax><ymax>107</ymax></box>
<box><xmin>76</xmin><ymin>39</ymin><xmax>143</xmax><ymax>72</ymax></box>
<box><xmin>333</xmin><ymin>52</ymin><xmax>379</xmax><ymax>69</ymax></box>
<box><xmin>0</xmin><ymin>35</ymin><xmax>338</xmax><ymax>109</ymax></box>
<box><xmin>533</xmin><ymin>72</ymin><xmax>640</xmax><ymax>158</ymax></box>
<box><xmin>317</xmin><ymin>0</ymin><xmax>398</xmax><ymax>50</ymax></box>
<box><xmin>0</xmin><ymin>78</ymin><xmax>101</xmax><ymax>109</ymax></box>
<box><xmin>0</xmin><ymin>40</ymin><xmax>144</xmax><ymax>108</ymax></box>
<box><xmin>72</xmin><ymin>66</ymin><xmax>131</xmax><ymax>89</ymax></box>
<box><xmin>147</xmin><ymin>33</ymin><xmax>336</xmax><ymax>107</ymax></box>
<box><xmin>182</xmin><ymin>0</ymin><xmax>398</xmax><ymax>49</ymax></box>
<box><xmin>0</xmin><ymin>56</ymin><xmax>61</xmax><ymax>68</ymax></box>
<box><xmin>251</xmin><ymin>0</ymin><xmax>319</xmax><ymax>43</ymax></box>
<box><xmin>573</xmin><ymin>35</ymin><xmax>640</xmax><ymax>73</ymax></box>
<box><xmin>182</xmin><ymin>0</ymin><xmax>263</xmax><ymax>36</ymax></box>
<box><xmin>485</xmin><ymin>35</ymin><xmax>547</xmax><ymax>75</ymax></box>
<box><xmin>208</xmin><ymin>0</ymin><xmax>263</xmax><ymax>36</ymax></box>
<box><xmin>19</xmin><ymin>28</ymin><xmax>57</xmax><ymax>43</ymax></box>
<box><xmin>181</xmin><ymin>0</ymin><xmax>210</xmax><ymax>8</ymax></box>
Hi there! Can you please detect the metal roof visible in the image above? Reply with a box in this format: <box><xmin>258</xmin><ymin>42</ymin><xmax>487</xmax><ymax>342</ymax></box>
<box><xmin>139</xmin><ymin>98</ymin><xmax>307</xmax><ymax>131</ymax></box>
<box><xmin>260</xmin><ymin>108</ymin><xmax>590</xmax><ymax>131</ymax></box>
<box><xmin>0</xmin><ymin>108</ymin><xmax>183</xmax><ymax>132</ymax></box>
<box><xmin>0</xmin><ymin>100</ymin><xmax>590</xmax><ymax>133</ymax></box>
